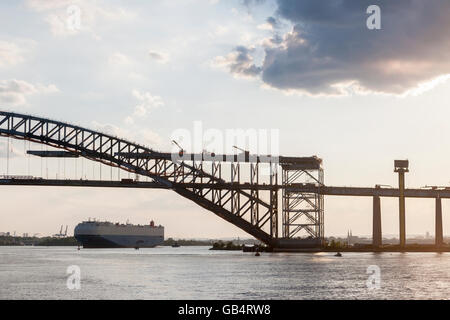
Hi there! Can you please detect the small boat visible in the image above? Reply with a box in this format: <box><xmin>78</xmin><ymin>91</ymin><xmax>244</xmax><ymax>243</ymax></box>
<box><xmin>243</xmin><ymin>244</ymin><xmax>257</xmax><ymax>252</ymax></box>
<box><xmin>172</xmin><ymin>242</ymin><xmax>180</xmax><ymax>248</ymax></box>
<box><xmin>334</xmin><ymin>252</ymin><xmax>342</xmax><ymax>257</ymax></box>
<box><xmin>255</xmin><ymin>252</ymin><xmax>260</xmax><ymax>256</ymax></box>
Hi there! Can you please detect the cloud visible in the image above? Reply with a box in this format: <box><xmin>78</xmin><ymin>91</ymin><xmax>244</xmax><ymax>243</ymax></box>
<box><xmin>26</xmin><ymin>0</ymin><xmax>72</xmax><ymax>11</ymax></box>
<box><xmin>0</xmin><ymin>40</ymin><xmax>35</xmax><ymax>68</ymax></box>
<box><xmin>0</xmin><ymin>41</ymin><xmax>25</xmax><ymax>68</ymax></box>
<box><xmin>257</xmin><ymin>16</ymin><xmax>278</xmax><ymax>31</ymax></box>
<box><xmin>211</xmin><ymin>46</ymin><xmax>262</xmax><ymax>79</ymax></box>
<box><xmin>224</xmin><ymin>0</ymin><xmax>450</xmax><ymax>95</ymax></box>
<box><xmin>108</xmin><ymin>52</ymin><xmax>131</xmax><ymax>66</ymax></box>
<box><xmin>148</xmin><ymin>50</ymin><xmax>169</xmax><ymax>64</ymax></box>
<box><xmin>26</xmin><ymin>0</ymin><xmax>135</xmax><ymax>38</ymax></box>
<box><xmin>124</xmin><ymin>90</ymin><xmax>164</xmax><ymax>124</ymax></box>
<box><xmin>91</xmin><ymin>121</ymin><xmax>164</xmax><ymax>150</ymax></box>
<box><xmin>0</xmin><ymin>79</ymin><xmax>59</xmax><ymax>106</ymax></box>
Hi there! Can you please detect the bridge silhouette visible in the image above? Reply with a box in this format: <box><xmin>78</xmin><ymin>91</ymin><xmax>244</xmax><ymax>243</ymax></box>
<box><xmin>0</xmin><ymin>111</ymin><xmax>446</xmax><ymax>250</ymax></box>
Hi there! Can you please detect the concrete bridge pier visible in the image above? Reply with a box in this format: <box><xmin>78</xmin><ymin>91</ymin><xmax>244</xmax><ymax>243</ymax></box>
<box><xmin>394</xmin><ymin>160</ymin><xmax>408</xmax><ymax>248</ymax></box>
<box><xmin>372</xmin><ymin>196</ymin><xmax>382</xmax><ymax>247</ymax></box>
<box><xmin>435</xmin><ymin>197</ymin><xmax>443</xmax><ymax>247</ymax></box>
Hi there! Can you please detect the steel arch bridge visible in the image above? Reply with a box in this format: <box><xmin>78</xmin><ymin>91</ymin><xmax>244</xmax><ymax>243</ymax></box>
<box><xmin>0</xmin><ymin>111</ymin><xmax>324</xmax><ymax>249</ymax></box>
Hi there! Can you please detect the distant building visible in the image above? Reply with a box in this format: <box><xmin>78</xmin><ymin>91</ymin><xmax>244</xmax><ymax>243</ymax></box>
<box><xmin>347</xmin><ymin>230</ymin><xmax>353</xmax><ymax>245</ymax></box>
<box><xmin>346</xmin><ymin>230</ymin><xmax>372</xmax><ymax>246</ymax></box>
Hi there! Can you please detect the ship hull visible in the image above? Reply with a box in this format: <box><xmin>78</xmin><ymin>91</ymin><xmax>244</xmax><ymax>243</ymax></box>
<box><xmin>75</xmin><ymin>234</ymin><xmax>164</xmax><ymax>248</ymax></box>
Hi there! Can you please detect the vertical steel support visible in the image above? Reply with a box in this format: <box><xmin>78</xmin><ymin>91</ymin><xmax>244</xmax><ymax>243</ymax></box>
<box><xmin>435</xmin><ymin>197</ymin><xmax>443</xmax><ymax>247</ymax></box>
<box><xmin>282</xmin><ymin>168</ymin><xmax>288</xmax><ymax>237</ymax></box>
<box><xmin>318</xmin><ymin>168</ymin><xmax>324</xmax><ymax>242</ymax></box>
<box><xmin>270</xmin><ymin>163</ymin><xmax>278</xmax><ymax>238</ymax></box>
<box><xmin>250</xmin><ymin>163</ymin><xmax>259</xmax><ymax>226</ymax></box>
<box><xmin>230</xmin><ymin>163</ymin><xmax>240</xmax><ymax>215</ymax></box>
<box><xmin>211</xmin><ymin>162</ymin><xmax>221</xmax><ymax>205</ymax></box>
<box><xmin>372</xmin><ymin>195</ymin><xmax>382</xmax><ymax>248</ymax></box>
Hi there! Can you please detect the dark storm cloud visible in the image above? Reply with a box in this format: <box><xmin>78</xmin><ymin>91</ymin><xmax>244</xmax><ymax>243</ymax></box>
<box><xmin>237</xmin><ymin>0</ymin><xmax>450</xmax><ymax>94</ymax></box>
<box><xmin>266</xmin><ymin>16</ymin><xmax>278</xmax><ymax>28</ymax></box>
<box><xmin>225</xmin><ymin>46</ymin><xmax>262</xmax><ymax>77</ymax></box>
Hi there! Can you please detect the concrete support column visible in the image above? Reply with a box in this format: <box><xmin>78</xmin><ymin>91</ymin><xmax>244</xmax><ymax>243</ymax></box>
<box><xmin>372</xmin><ymin>196</ymin><xmax>382</xmax><ymax>247</ymax></box>
<box><xmin>398</xmin><ymin>171</ymin><xmax>406</xmax><ymax>247</ymax></box>
<box><xmin>435</xmin><ymin>197</ymin><xmax>443</xmax><ymax>247</ymax></box>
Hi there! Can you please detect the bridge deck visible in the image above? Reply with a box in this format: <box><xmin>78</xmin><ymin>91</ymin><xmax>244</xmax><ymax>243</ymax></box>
<box><xmin>0</xmin><ymin>179</ymin><xmax>448</xmax><ymax>198</ymax></box>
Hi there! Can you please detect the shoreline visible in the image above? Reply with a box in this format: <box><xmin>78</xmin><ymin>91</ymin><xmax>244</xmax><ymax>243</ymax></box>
<box><xmin>272</xmin><ymin>248</ymin><xmax>450</xmax><ymax>253</ymax></box>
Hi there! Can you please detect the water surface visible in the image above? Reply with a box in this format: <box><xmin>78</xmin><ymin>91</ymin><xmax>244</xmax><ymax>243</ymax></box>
<box><xmin>0</xmin><ymin>246</ymin><xmax>448</xmax><ymax>299</ymax></box>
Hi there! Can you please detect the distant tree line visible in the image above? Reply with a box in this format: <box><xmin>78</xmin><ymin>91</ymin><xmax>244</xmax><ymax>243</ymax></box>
<box><xmin>0</xmin><ymin>236</ymin><xmax>78</xmax><ymax>246</ymax></box>
<box><xmin>163</xmin><ymin>238</ymin><xmax>214</xmax><ymax>246</ymax></box>
<box><xmin>210</xmin><ymin>241</ymin><xmax>242</xmax><ymax>250</ymax></box>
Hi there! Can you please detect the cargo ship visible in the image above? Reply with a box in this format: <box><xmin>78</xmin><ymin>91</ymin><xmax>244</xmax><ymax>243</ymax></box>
<box><xmin>74</xmin><ymin>220</ymin><xmax>164</xmax><ymax>248</ymax></box>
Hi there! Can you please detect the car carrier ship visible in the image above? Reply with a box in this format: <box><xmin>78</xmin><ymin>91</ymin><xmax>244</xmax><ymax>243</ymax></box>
<box><xmin>74</xmin><ymin>220</ymin><xmax>164</xmax><ymax>248</ymax></box>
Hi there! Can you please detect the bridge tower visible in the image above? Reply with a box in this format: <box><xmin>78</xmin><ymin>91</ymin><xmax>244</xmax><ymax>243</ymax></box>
<box><xmin>280</xmin><ymin>157</ymin><xmax>324</xmax><ymax>249</ymax></box>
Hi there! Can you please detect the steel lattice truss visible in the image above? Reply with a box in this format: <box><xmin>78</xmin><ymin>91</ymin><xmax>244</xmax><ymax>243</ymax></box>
<box><xmin>0</xmin><ymin>111</ymin><xmax>278</xmax><ymax>245</ymax></box>
<box><xmin>282</xmin><ymin>165</ymin><xmax>324</xmax><ymax>242</ymax></box>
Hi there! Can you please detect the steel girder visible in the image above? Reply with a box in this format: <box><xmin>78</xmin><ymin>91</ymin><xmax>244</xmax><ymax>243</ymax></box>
<box><xmin>0</xmin><ymin>111</ymin><xmax>277</xmax><ymax>245</ymax></box>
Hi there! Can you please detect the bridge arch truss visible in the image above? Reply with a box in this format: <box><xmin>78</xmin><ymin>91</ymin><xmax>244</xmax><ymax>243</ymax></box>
<box><xmin>0</xmin><ymin>111</ymin><xmax>324</xmax><ymax>248</ymax></box>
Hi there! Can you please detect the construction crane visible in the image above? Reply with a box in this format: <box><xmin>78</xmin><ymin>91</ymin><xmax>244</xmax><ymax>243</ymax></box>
<box><xmin>52</xmin><ymin>225</ymin><xmax>67</xmax><ymax>238</ymax></box>
<box><xmin>232</xmin><ymin>145</ymin><xmax>247</xmax><ymax>153</ymax></box>
<box><xmin>233</xmin><ymin>145</ymin><xmax>250</xmax><ymax>161</ymax></box>
<box><xmin>172</xmin><ymin>140</ymin><xmax>185</xmax><ymax>156</ymax></box>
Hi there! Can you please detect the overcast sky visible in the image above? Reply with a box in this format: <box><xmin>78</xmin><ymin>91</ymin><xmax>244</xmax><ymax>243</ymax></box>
<box><xmin>1</xmin><ymin>0</ymin><xmax>450</xmax><ymax>239</ymax></box>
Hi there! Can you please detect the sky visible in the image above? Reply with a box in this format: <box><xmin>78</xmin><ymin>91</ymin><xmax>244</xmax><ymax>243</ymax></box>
<box><xmin>1</xmin><ymin>0</ymin><xmax>450</xmax><ymax>239</ymax></box>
